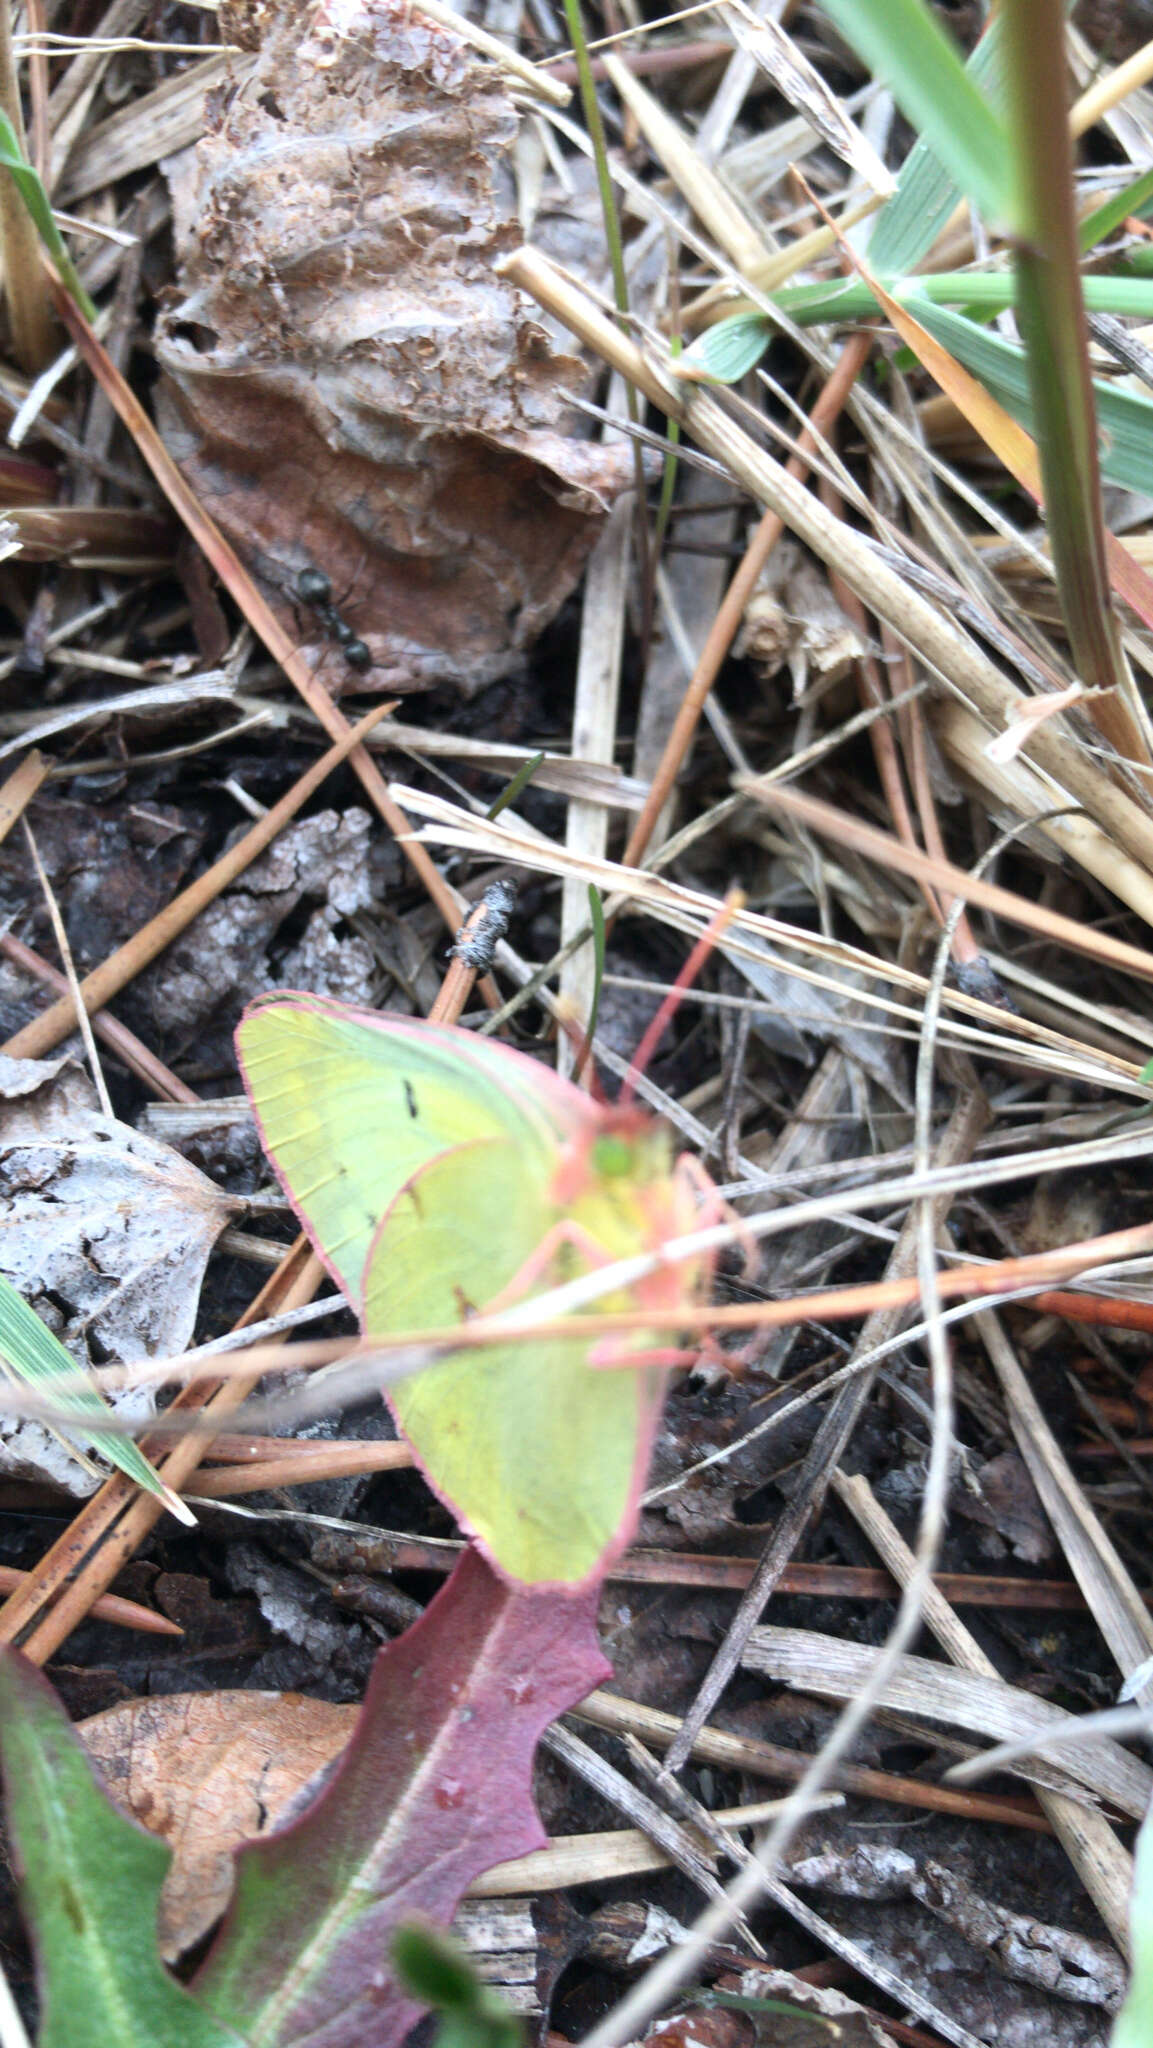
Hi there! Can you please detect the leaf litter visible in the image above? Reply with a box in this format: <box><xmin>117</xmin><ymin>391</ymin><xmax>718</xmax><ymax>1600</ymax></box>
<box><xmin>0</xmin><ymin>2</ymin><xmax>1150</xmax><ymax>2047</ymax></box>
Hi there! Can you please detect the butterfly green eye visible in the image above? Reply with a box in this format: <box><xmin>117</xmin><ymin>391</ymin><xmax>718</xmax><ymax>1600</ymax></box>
<box><xmin>592</xmin><ymin>1134</ymin><xmax>634</xmax><ymax>1179</ymax></box>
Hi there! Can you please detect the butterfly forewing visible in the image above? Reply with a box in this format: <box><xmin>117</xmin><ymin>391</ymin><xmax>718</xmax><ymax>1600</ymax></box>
<box><xmin>237</xmin><ymin>994</ymin><xmax>564</xmax><ymax>1298</ymax></box>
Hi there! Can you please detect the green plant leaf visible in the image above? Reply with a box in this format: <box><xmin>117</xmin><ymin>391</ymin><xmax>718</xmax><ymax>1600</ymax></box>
<box><xmin>1111</xmin><ymin>1795</ymin><xmax>1153</xmax><ymax>2046</ymax></box>
<box><xmin>678</xmin><ymin>312</ymin><xmax>772</xmax><ymax>384</ymax></box>
<box><xmin>487</xmin><ymin>752</ymin><xmax>544</xmax><ymax>821</ymax></box>
<box><xmin>906</xmin><ymin>296</ymin><xmax>1153</xmax><ymax>495</ymax></box>
<box><xmin>0</xmin><ymin>114</ymin><xmax>95</xmax><ymax>319</ymax></box>
<box><xmin>682</xmin><ymin>1986</ymin><xmax>838</xmax><ymax>2031</ymax></box>
<box><xmin>586</xmin><ymin>883</ymin><xmax>606</xmax><ymax>1046</ymax></box>
<box><xmin>0</xmin><ymin>1651</ymin><xmax>242</xmax><ymax>2048</ymax></box>
<box><xmin>1079</xmin><ymin>165</ymin><xmax>1153</xmax><ymax>253</ymax></box>
<box><xmin>774</xmin><ymin>269</ymin><xmax>1153</xmax><ymax>326</ymax></box>
<box><xmin>0</xmin><ymin>1274</ymin><xmax>193</xmax><ymax>1523</ymax></box>
<box><xmin>868</xmin><ymin>15</ymin><xmax>1005</xmax><ymax>274</ymax></box>
<box><xmin>392</xmin><ymin>1924</ymin><xmax>522</xmax><ymax>2048</ymax></box>
<box><xmin>817</xmin><ymin>0</ymin><xmax>1012</xmax><ymax>232</ymax></box>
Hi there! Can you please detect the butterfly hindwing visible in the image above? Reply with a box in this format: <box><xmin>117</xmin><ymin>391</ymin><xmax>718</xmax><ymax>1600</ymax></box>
<box><xmin>364</xmin><ymin>1138</ymin><xmax>661</xmax><ymax>1587</ymax></box>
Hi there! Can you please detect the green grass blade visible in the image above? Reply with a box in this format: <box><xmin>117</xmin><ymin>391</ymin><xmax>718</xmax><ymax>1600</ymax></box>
<box><xmin>683</xmin><ymin>268</ymin><xmax>1153</xmax><ymax>385</ymax></box>
<box><xmin>1079</xmin><ymin>165</ymin><xmax>1153</xmax><ymax>253</ymax></box>
<box><xmin>817</xmin><ymin>0</ymin><xmax>1013</xmax><ymax>232</ymax></box>
<box><xmin>910</xmin><ymin>297</ymin><xmax>1153</xmax><ymax>496</ymax></box>
<box><xmin>0</xmin><ymin>113</ymin><xmax>95</xmax><ymax>319</ymax></box>
<box><xmin>0</xmin><ymin>1276</ymin><xmax>193</xmax><ymax>1522</ymax></box>
<box><xmin>679</xmin><ymin>312</ymin><xmax>772</xmax><ymax>384</ymax></box>
<box><xmin>1112</xmin><ymin>1798</ymin><xmax>1153</xmax><ymax>2046</ymax></box>
<box><xmin>650</xmin><ymin>336</ymin><xmax>683</xmax><ymax>561</ymax></box>
<box><xmin>999</xmin><ymin>0</ymin><xmax>1135</xmax><ymax>758</ymax></box>
<box><xmin>586</xmin><ymin>884</ymin><xmax>606</xmax><ymax>1046</ymax></box>
<box><xmin>487</xmin><ymin>751</ymin><xmax>544</xmax><ymax>821</ymax></box>
<box><xmin>774</xmin><ymin>269</ymin><xmax>1153</xmax><ymax>325</ymax></box>
<box><xmin>868</xmin><ymin>14</ymin><xmax>1005</xmax><ymax>273</ymax></box>
<box><xmin>561</xmin><ymin>0</ymin><xmax>629</xmax><ymax>329</ymax></box>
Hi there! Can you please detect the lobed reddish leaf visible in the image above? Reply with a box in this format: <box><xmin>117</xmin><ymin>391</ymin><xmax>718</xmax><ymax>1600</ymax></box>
<box><xmin>192</xmin><ymin>1546</ymin><xmax>610</xmax><ymax>2047</ymax></box>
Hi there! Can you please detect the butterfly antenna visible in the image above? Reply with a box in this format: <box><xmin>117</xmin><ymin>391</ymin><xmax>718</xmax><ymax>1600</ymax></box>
<box><xmin>620</xmin><ymin>889</ymin><xmax>744</xmax><ymax>1105</ymax></box>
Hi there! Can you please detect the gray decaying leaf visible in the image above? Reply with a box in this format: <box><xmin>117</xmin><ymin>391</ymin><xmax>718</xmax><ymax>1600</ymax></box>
<box><xmin>0</xmin><ymin>1053</ymin><xmax>236</xmax><ymax>1495</ymax></box>
<box><xmin>133</xmin><ymin>808</ymin><xmax>392</xmax><ymax>1042</ymax></box>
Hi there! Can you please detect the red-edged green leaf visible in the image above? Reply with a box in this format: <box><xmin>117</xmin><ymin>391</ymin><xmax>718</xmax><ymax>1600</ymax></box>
<box><xmin>0</xmin><ymin>1651</ymin><xmax>242</xmax><ymax>2048</ymax></box>
<box><xmin>193</xmin><ymin>1547</ymin><xmax>610</xmax><ymax>2047</ymax></box>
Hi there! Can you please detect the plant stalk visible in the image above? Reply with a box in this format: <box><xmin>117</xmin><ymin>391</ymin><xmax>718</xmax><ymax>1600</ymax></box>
<box><xmin>1001</xmin><ymin>0</ymin><xmax>1151</xmax><ymax>766</ymax></box>
<box><xmin>0</xmin><ymin>0</ymin><xmax>51</xmax><ymax>371</ymax></box>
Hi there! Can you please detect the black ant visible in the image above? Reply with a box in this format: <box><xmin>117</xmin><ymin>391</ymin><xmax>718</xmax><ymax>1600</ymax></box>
<box><xmin>296</xmin><ymin>565</ymin><xmax>372</xmax><ymax>673</ymax></box>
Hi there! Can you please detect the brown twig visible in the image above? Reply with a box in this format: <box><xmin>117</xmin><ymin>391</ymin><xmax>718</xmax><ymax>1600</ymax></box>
<box><xmin>0</xmin><ymin>1563</ymin><xmax>180</xmax><ymax>1636</ymax></box>
<box><xmin>191</xmin><ymin>1440</ymin><xmax>414</xmax><ymax>1498</ymax></box>
<box><xmin>0</xmin><ymin>748</ymin><xmax>47</xmax><ymax>845</ymax></box>
<box><xmin>233</xmin><ymin>1502</ymin><xmax>1102</xmax><ymax>1609</ymax></box>
<box><xmin>544</xmin><ymin>38</ymin><xmax>732</xmax><ymax>83</ymax></box>
<box><xmin>1031</xmin><ymin>1289</ymin><xmax>1153</xmax><ymax>1333</ymax></box>
<box><xmin>574</xmin><ymin>1690</ymin><xmax>1049</xmax><ymax>1835</ymax></box>
<box><xmin>71</xmin><ymin>1217</ymin><xmax>1153</xmax><ymax>1412</ymax></box>
<box><xmin>0</xmin><ymin>931</ymin><xmax>198</xmax><ymax>1102</ymax></box>
<box><xmin>620</xmin><ymin>331</ymin><xmax>874</xmax><ymax>872</ymax></box>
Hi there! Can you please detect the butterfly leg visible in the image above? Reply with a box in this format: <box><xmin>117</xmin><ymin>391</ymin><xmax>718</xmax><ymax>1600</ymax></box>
<box><xmin>481</xmin><ymin>1218</ymin><xmax>618</xmax><ymax>1314</ymax></box>
<box><xmin>484</xmin><ymin>1222</ymin><xmax>700</xmax><ymax>1372</ymax></box>
<box><xmin>674</xmin><ymin>1152</ymin><xmax>759</xmax><ymax>1277</ymax></box>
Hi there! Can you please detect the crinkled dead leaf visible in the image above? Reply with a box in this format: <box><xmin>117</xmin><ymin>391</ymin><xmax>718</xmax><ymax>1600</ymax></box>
<box><xmin>0</xmin><ymin>1052</ymin><xmax>236</xmax><ymax>1494</ymax></box>
<box><xmin>156</xmin><ymin>0</ymin><xmax>635</xmax><ymax>696</ymax></box>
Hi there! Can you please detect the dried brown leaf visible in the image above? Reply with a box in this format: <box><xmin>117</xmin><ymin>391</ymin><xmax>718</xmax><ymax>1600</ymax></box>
<box><xmin>155</xmin><ymin>0</ymin><xmax>635</xmax><ymax>695</ymax></box>
<box><xmin>80</xmin><ymin>1689</ymin><xmax>353</xmax><ymax>1958</ymax></box>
